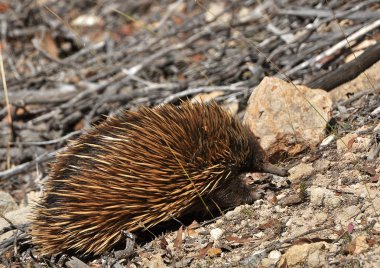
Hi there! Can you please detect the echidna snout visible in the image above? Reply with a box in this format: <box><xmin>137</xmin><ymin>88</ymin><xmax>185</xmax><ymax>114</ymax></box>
<box><xmin>30</xmin><ymin>101</ymin><xmax>288</xmax><ymax>256</ymax></box>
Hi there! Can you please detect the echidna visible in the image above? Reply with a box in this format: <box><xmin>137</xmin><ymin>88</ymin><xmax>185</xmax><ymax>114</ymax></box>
<box><xmin>31</xmin><ymin>101</ymin><xmax>288</xmax><ymax>256</ymax></box>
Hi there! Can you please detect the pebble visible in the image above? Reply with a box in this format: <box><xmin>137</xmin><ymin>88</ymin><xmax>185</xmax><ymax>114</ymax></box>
<box><xmin>210</xmin><ymin>228</ymin><xmax>224</xmax><ymax>241</ymax></box>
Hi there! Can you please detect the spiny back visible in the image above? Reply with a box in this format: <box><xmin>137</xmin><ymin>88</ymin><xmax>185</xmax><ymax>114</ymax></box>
<box><xmin>30</xmin><ymin>101</ymin><xmax>266</xmax><ymax>255</ymax></box>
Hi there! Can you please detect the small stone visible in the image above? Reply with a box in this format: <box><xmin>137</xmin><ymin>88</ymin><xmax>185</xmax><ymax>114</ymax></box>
<box><xmin>314</xmin><ymin>212</ymin><xmax>328</xmax><ymax>225</ymax></box>
<box><xmin>309</xmin><ymin>187</ymin><xmax>333</xmax><ymax>207</ymax></box>
<box><xmin>373</xmin><ymin>222</ymin><xmax>380</xmax><ymax>233</ymax></box>
<box><xmin>354</xmin><ymin>235</ymin><xmax>369</xmax><ymax>254</ymax></box>
<box><xmin>210</xmin><ymin>228</ymin><xmax>224</xmax><ymax>241</ymax></box>
<box><xmin>312</xmin><ymin>159</ymin><xmax>330</xmax><ymax>172</ymax></box>
<box><xmin>325</xmin><ymin>196</ymin><xmax>341</xmax><ymax>209</ymax></box>
<box><xmin>0</xmin><ymin>206</ymin><xmax>31</xmax><ymax>241</ymax></box>
<box><xmin>280</xmin><ymin>194</ymin><xmax>303</xmax><ymax>207</ymax></box>
<box><xmin>147</xmin><ymin>254</ymin><xmax>165</xmax><ymax>268</ymax></box>
<box><xmin>320</xmin><ymin>134</ymin><xmax>335</xmax><ymax>147</ymax></box>
<box><xmin>0</xmin><ymin>191</ymin><xmax>18</xmax><ymax>213</ymax></box>
<box><xmin>374</xmin><ymin>123</ymin><xmax>380</xmax><ymax>132</ymax></box>
<box><xmin>260</xmin><ymin>258</ymin><xmax>274</xmax><ymax>267</ymax></box>
<box><xmin>268</xmin><ymin>250</ymin><xmax>281</xmax><ymax>261</ymax></box>
<box><xmin>342</xmin><ymin>152</ymin><xmax>357</xmax><ymax>161</ymax></box>
<box><xmin>351</xmin><ymin>137</ymin><xmax>371</xmax><ymax>152</ymax></box>
<box><xmin>371</xmin><ymin>106</ymin><xmax>380</xmax><ymax>115</ymax></box>
<box><xmin>289</xmin><ymin>163</ymin><xmax>314</xmax><ymax>181</ymax></box>
<box><xmin>337</xmin><ymin>133</ymin><xmax>357</xmax><ymax>153</ymax></box>
<box><xmin>279</xmin><ymin>242</ymin><xmax>327</xmax><ymax>267</ymax></box>
<box><xmin>225</xmin><ymin>205</ymin><xmax>243</xmax><ymax>220</ymax></box>
<box><xmin>254</xmin><ymin>231</ymin><xmax>265</xmax><ymax>238</ymax></box>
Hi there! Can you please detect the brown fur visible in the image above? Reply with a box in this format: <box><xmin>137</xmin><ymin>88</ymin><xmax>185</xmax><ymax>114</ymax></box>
<box><xmin>30</xmin><ymin>101</ymin><xmax>284</xmax><ymax>255</ymax></box>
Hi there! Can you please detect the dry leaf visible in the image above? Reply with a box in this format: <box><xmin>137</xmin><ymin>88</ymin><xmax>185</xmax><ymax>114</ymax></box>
<box><xmin>345</xmin><ymin>241</ymin><xmax>356</xmax><ymax>255</ymax></box>
<box><xmin>160</xmin><ymin>236</ymin><xmax>168</xmax><ymax>250</ymax></box>
<box><xmin>207</xmin><ymin>247</ymin><xmax>222</xmax><ymax>257</ymax></box>
<box><xmin>120</xmin><ymin>23</ymin><xmax>135</xmax><ymax>36</ymax></box>
<box><xmin>363</xmin><ymin>166</ymin><xmax>377</xmax><ymax>176</ymax></box>
<box><xmin>0</xmin><ymin>2</ymin><xmax>8</xmax><ymax>13</ymax></box>
<box><xmin>347</xmin><ymin>137</ymin><xmax>356</xmax><ymax>151</ymax></box>
<box><xmin>174</xmin><ymin>226</ymin><xmax>183</xmax><ymax>251</ymax></box>
<box><xmin>198</xmin><ymin>242</ymin><xmax>212</xmax><ymax>258</ymax></box>
<box><xmin>41</xmin><ymin>34</ymin><xmax>59</xmax><ymax>59</ymax></box>
<box><xmin>370</xmin><ymin>174</ymin><xmax>379</xmax><ymax>183</ymax></box>
<box><xmin>258</xmin><ymin>218</ymin><xmax>280</xmax><ymax>230</ymax></box>
<box><xmin>347</xmin><ymin>223</ymin><xmax>354</xmax><ymax>234</ymax></box>
<box><xmin>190</xmin><ymin>53</ymin><xmax>205</xmax><ymax>63</ymax></box>
<box><xmin>186</xmin><ymin>220</ymin><xmax>200</xmax><ymax>237</ymax></box>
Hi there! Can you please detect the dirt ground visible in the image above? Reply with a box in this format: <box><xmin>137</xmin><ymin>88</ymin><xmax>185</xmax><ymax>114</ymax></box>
<box><xmin>0</xmin><ymin>0</ymin><xmax>379</xmax><ymax>267</ymax></box>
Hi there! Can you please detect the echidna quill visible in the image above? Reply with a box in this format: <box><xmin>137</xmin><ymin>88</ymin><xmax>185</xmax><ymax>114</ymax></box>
<box><xmin>31</xmin><ymin>101</ymin><xmax>288</xmax><ymax>255</ymax></box>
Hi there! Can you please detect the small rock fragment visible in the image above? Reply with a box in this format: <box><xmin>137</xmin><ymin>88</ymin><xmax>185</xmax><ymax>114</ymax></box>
<box><xmin>320</xmin><ymin>134</ymin><xmax>335</xmax><ymax>147</ymax></box>
<box><xmin>279</xmin><ymin>242</ymin><xmax>327</xmax><ymax>267</ymax></box>
<box><xmin>210</xmin><ymin>228</ymin><xmax>224</xmax><ymax>241</ymax></box>
<box><xmin>309</xmin><ymin>187</ymin><xmax>333</xmax><ymax>207</ymax></box>
<box><xmin>337</xmin><ymin>133</ymin><xmax>357</xmax><ymax>153</ymax></box>
<box><xmin>353</xmin><ymin>235</ymin><xmax>369</xmax><ymax>255</ymax></box>
<box><xmin>0</xmin><ymin>191</ymin><xmax>18</xmax><ymax>213</ymax></box>
<box><xmin>289</xmin><ymin>163</ymin><xmax>314</xmax><ymax>181</ymax></box>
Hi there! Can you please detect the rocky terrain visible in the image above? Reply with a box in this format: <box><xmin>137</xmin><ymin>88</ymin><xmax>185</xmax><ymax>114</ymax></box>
<box><xmin>0</xmin><ymin>0</ymin><xmax>379</xmax><ymax>267</ymax></box>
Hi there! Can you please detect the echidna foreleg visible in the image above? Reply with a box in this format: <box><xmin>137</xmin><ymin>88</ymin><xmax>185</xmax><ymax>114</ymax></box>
<box><xmin>260</xmin><ymin>162</ymin><xmax>289</xmax><ymax>177</ymax></box>
<box><xmin>113</xmin><ymin>231</ymin><xmax>135</xmax><ymax>259</ymax></box>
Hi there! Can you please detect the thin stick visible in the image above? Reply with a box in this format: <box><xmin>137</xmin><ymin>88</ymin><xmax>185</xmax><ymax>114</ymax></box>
<box><xmin>0</xmin><ymin>47</ymin><xmax>12</xmax><ymax>169</ymax></box>
<box><xmin>284</xmin><ymin>19</ymin><xmax>380</xmax><ymax>77</ymax></box>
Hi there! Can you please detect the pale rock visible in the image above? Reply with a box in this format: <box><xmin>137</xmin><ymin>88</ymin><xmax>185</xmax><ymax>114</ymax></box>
<box><xmin>341</xmin><ymin>152</ymin><xmax>357</xmax><ymax>162</ymax></box>
<box><xmin>274</xmin><ymin>205</ymin><xmax>287</xmax><ymax>213</ymax></box>
<box><xmin>374</xmin><ymin>122</ymin><xmax>380</xmax><ymax>132</ymax></box>
<box><xmin>0</xmin><ymin>191</ymin><xmax>18</xmax><ymax>213</ymax></box>
<box><xmin>325</xmin><ymin>196</ymin><xmax>342</xmax><ymax>209</ymax></box>
<box><xmin>351</xmin><ymin>137</ymin><xmax>371</xmax><ymax>152</ymax></box>
<box><xmin>279</xmin><ymin>242</ymin><xmax>327</xmax><ymax>267</ymax></box>
<box><xmin>0</xmin><ymin>206</ymin><xmax>31</xmax><ymax>241</ymax></box>
<box><xmin>308</xmin><ymin>247</ymin><xmax>327</xmax><ymax>267</ymax></box>
<box><xmin>373</xmin><ymin>222</ymin><xmax>380</xmax><ymax>233</ymax></box>
<box><xmin>309</xmin><ymin>187</ymin><xmax>333</xmax><ymax>207</ymax></box>
<box><xmin>312</xmin><ymin>159</ymin><xmax>330</xmax><ymax>172</ymax></box>
<box><xmin>312</xmin><ymin>174</ymin><xmax>330</xmax><ymax>188</ymax></box>
<box><xmin>337</xmin><ymin>133</ymin><xmax>358</xmax><ymax>153</ymax></box>
<box><xmin>330</xmin><ymin>60</ymin><xmax>380</xmax><ymax>102</ymax></box>
<box><xmin>320</xmin><ymin>134</ymin><xmax>335</xmax><ymax>147</ymax></box>
<box><xmin>146</xmin><ymin>254</ymin><xmax>166</xmax><ymax>268</ymax></box>
<box><xmin>215</xmin><ymin>218</ymin><xmax>224</xmax><ymax>225</ymax></box>
<box><xmin>254</xmin><ymin>231</ymin><xmax>265</xmax><ymax>238</ymax></box>
<box><xmin>372</xmin><ymin>106</ymin><xmax>380</xmax><ymax>115</ymax></box>
<box><xmin>260</xmin><ymin>257</ymin><xmax>275</xmax><ymax>267</ymax></box>
<box><xmin>210</xmin><ymin>228</ymin><xmax>224</xmax><ymax>241</ymax></box>
<box><xmin>205</xmin><ymin>3</ymin><xmax>231</xmax><ymax>23</ymax></box>
<box><xmin>244</xmin><ymin>77</ymin><xmax>332</xmax><ymax>156</ymax></box>
<box><xmin>336</xmin><ymin>205</ymin><xmax>360</xmax><ymax>224</ymax></box>
<box><xmin>286</xmin><ymin>218</ymin><xmax>293</xmax><ymax>227</ymax></box>
<box><xmin>192</xmin><ymin>91</ymin><xmax>223</xmax><ymax>103</ymax></box>
<box><xmin>289</xmin><ymin>163</ymin><xmax>314</xmax><ymax>181</ymax></box>
<box><xmin>314</xmin><ymin>212</ymin><xmax>328</xmax><ymax>225</ymax></box>
<box><xmin>276</xmin><ymin>193</ymin><xmax>287</xmax><ymax>200</ymax></box>
<box><xmin>225</xmin><ymin>205</ymin><xmax>243</xmax><ymax>220</ymax></box>
<box><xmin>344</xmin><ymin>40</ymin><xmax>377</xmax><ymax>63</ymax></box>
<box><xmin>268</xmin><ymin>250</ymin><xmax>281</xmax><ymax>262</ymax></box>
<box><xmin>354</xmin><ymin>235</ymin><xmax>369</xmax><ymax>255</ymax></box>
